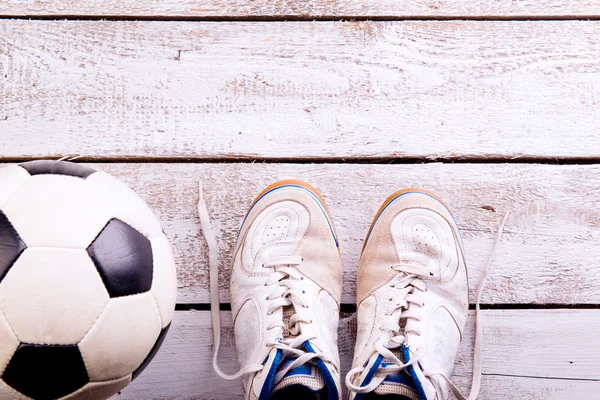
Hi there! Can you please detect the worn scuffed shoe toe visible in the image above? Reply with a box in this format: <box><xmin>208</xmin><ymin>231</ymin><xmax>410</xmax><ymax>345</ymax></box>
<box><xmin>347</xmin><ymin>189</ymin><xmax>469</xmax><ymax>400</ymax></box>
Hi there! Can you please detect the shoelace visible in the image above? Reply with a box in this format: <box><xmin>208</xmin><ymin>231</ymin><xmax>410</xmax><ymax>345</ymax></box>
<box><xmin>198</xmin><ymin>183</ymin><xmax>330</xmax><ymax>386</ymax></box>
<box><xmin>346</xmin><ymin>256</ymin><xmax>434</xmax><ymax>394</ymax></box>
<box><xmin>346</xmin><ymin>212</ymin><xmax>511</xmax><ymax>400</ymax></box>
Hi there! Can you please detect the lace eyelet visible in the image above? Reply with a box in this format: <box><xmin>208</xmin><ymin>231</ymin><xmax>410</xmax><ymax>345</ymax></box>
<box><xmin>302</xmin><ymin>290</ymin><xmax>306</xmax><ymax>294</ymax></box>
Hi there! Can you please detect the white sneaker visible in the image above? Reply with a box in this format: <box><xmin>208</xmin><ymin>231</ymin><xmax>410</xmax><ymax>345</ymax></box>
<box><xmin>203</xmin><ymin>180</ymin><xmax>343</xmax><ymax>400</ymax></box>
<box><xmin>347</xmin><ymin>189</ymin><xmax>488</xmax><ymax>400</ymax></box>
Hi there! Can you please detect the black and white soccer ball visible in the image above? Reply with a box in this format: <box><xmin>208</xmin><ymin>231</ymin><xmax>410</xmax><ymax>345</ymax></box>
<box><xmin>0</xmin><ymin>161</ymin><xmax>177</xmax><ymax>399</ymax></box>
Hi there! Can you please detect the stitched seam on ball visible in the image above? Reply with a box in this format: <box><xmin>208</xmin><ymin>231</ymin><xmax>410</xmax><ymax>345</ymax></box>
<box><xmin>88</xmin><ymin>374</ymin><xmax>132</xmax><ymax>385</ymax></box>
<box><xmin>77</xmin><ymin>298</ymin><xmax>110</xmax><ymax>352</ymax></box>
<box><xmin>0</xmin><ymin>379</ymin><xmax>32</xmax><ymax>399</ymax></box>
<box><xmin>129</xmin><ymin>294</ymin><xmax>162</xmax><ymax>376</ymax></box>
<box><xmin>149</xmin><ymin>236</ymin><xmax>166</xmax><ymax>327</ymax></box>
<box><xmin>149</xmin><ymin>291</ymin><xmax>165</xmax><ymax>330</ymax></box>
<box><xmin>77</xmin><ymin>302</ymin><xmax>110</xmax><ymax>382</ymax></box>
<box><xmin>79</xmin><ymin>253</ymin><xmax>113</xmax><ymax>345</ymax></box>
<box><xmin>0</xmin><ymin>308</ymin><xmax>19</xmax><ymax>375</ymax></box>
<box><xmin>149</xmin><ymin>288</ymin><xmax>166</xmax><ymax>329</ymax></box>
<box><xmin>0</xmin><ymin>300</ymin><xmax>21</xmax><ymax>344</ymax></box>
<box><xmin>19</xmin><ymin>246</ymin><xmax>92</xmax><ymax>251</ymax></box>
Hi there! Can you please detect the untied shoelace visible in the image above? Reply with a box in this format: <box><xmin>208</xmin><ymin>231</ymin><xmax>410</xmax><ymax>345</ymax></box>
<box><xmin>346</xmin><ymin>212</ymin><xmax>511</xmax><ymax>400</ymax></box>
<box><xmin>197</xmin><ymin>183</ymin><xmax>331</xmax><ymax>386</ymax></box>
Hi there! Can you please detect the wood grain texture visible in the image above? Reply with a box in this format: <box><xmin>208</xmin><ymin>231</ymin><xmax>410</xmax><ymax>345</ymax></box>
<box><xmin>2</xmin><ymin>21</ymin><xmax>600</xmax><ymax>160</ymax></box>
<box><xmin>120</xmin><ymin>310</ymin><xmax>600</xmax><ymax>399</ymax></box>
<box><xmin>44</xmin><ymin>162</ymin><xmax>600</xmax><ymax>306</ymax></box>
<box><xmin>1</xmin><ymin>0</ymin><xmax>600</xmax><ymax>18</ymax></box>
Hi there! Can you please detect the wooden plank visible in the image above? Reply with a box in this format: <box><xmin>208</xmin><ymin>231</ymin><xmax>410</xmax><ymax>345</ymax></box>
<box><xmin>2</xmin><ymin>21</ymin><xmax>600</xmax><ymax>161</ymax></box>
<box><xmin>1</xmin><ymin>0</ymin><xmax>600</xmax><ymax>18</ymax></box>
<box><xmin>58</xmin><ymin>162</ymin><xmax>600</xmax><ymax>305</ymax></box>
<box><xmin>119</xmin><ymin>309</ymin><xmax>600</xmax><ymax>399</ymax></box>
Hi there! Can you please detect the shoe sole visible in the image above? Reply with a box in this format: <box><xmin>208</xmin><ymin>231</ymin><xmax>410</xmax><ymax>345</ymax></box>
<box><xmin>362</xmin><ymin>188</ymin><xmax>454</xmax><ymax>255</ymax></box>
<box><xmin>240</xmin><ymin>179</ymin><xmax>340</xmax><ymax>249</ymax></box>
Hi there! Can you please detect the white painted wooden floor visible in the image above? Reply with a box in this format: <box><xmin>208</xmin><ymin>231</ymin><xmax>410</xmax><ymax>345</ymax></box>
<box><xmin>1</xmin><ymin>1</ymin><xmax>600</xmax><ymax>399</ymax></box>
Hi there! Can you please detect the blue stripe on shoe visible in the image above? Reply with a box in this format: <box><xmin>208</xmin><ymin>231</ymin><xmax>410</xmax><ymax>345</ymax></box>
<box><xmin>402</xmin><ymin>346</ymin><xmax>427</xmax><ymax>400</ymax></box>
<box><xmin>362</xmin><ymin>354</ymin><xmax>385</xmax><ymax>387</ymax></box>
<box><xmin>259</xmin><ymin>349</ymin><xmax>283</xmax><ymax>400</ymax></box>
<box><xmin>354</xmin><ymin>355</ymin><xmax>383</xmax><ymax>400</ymax></box>
<box><xmin>240</xmin><ymin>184</ymin><xmax>339</xmax><ymax>247</ymax></box>
<box><xmin>303</xmin><ymin>341</ymin><xmax>339</xmax><ymax>400</ymax></box>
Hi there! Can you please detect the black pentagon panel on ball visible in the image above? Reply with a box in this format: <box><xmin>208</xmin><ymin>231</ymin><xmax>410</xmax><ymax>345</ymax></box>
<box><xmin>19</xmin><ymin>160</ymin><xmax>96</xmax><ymax>179</ymax></box>
<box><xmin>3</xmin><ymin>344</ymin><xmax>89</xmax><ymax>400</ymax></box>
<box><xmin>132</xmin><ymin>323</ymin><xmax>171</xmax><ymax>381</ymax></box>
<box><xmin>87</xmin><ymin>218</ymin><xmax>154</xmax><ymax>298</ymax></box>
<box><xmin>0</xmin><ymin>211</ymin><xmax>26</xmax><ymax>283</ymax></box>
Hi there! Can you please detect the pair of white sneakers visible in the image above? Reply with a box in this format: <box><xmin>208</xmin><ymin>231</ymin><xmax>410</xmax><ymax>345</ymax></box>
<box><xmin>201</xmin><ymin>180</ymin><xmax>507</xmax><ymax>400</ymax></box>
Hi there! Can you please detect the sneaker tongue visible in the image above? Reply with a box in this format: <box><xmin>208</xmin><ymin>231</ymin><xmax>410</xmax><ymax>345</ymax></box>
<box><xmin>271</xmin><ymin>357</ymin><xmax>326</xmax><ymax>395</ymax></box>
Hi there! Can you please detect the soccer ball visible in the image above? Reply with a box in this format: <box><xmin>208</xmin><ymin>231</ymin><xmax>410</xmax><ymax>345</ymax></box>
<box><xmin>0</xmin><ymin>161</ymin><xmax>177</xmax><ymax>399</ymax></box>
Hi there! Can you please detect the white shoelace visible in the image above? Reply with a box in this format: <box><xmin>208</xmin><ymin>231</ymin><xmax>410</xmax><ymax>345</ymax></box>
<box><xmin>346</xmin><ymin>212</ymin><xmax>511</xmax><ymax>400</ymax></box>
<box><xmin>198</xmin><ymin>183</ymin><xmax>331</xmax><ymax>386</ymax></box>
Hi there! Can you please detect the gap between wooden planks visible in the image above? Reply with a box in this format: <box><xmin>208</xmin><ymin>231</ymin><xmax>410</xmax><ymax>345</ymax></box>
<box><xmin>1</xmin><ymin>21</ymin><xmax>600</xmax><ymax>160</ymax></box>
<box><xmin>26</xmin><ymin>162</ymin><xmax>596</xmax><ymax>306</ymax></box>
<box><xmin>120</xmin><ymin>309</ymin><xmax>600</xmax><ymax>399</ymax></box>
<box><xmin>1</xmin><ymin>0</ymin><xmax>600</xmax><ymax>19</ymax></box>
